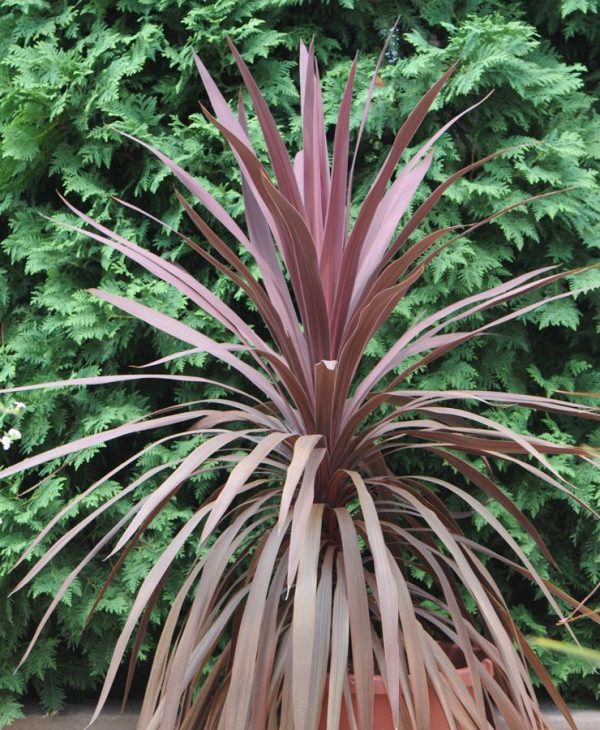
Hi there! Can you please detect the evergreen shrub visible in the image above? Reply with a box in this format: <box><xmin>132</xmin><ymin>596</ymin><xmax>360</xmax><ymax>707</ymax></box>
<box><xmin>0</xmin><ymin>0</ymin><xmax>598</xmax><ymax>722</ymax></box>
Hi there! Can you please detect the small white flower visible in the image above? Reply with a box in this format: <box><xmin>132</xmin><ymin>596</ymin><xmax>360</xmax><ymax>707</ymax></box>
<box><xmin>7</xmin><ymin>428</ymin><xmax>21</xmax><ymax>440</ymax></box>
<box><xmin>13</xmin><ymin>401</ymin><xmax>26</xmax><ymax>412</ymax></box>
<box><xmin>1</xmin><ymin>436</ymin><xmax>11</xmax><ymax>451</ymax></box>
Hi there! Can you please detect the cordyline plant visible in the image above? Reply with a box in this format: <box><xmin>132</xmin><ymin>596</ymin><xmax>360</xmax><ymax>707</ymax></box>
<box><xmin>2</xmin><ymin>41</ymin><xmax>600</xmax><ymax>730</ymax></box>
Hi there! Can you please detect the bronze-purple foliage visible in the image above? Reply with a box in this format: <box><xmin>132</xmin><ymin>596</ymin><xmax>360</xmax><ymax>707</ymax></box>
<box><xmin>1</xmin><ymin>41</ymin><xmax>599</xmax><ymax>730</ymax></box>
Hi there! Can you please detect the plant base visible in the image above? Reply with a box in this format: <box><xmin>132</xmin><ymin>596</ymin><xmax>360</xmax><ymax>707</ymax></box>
<box><xmin>319</xmin><ymin>646</ymin><xmax>494</xmax><ymax>730</ymax></box>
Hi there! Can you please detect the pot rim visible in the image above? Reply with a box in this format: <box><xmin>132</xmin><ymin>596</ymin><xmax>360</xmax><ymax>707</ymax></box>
<box><xmin>345</xmin><ymin>657</ymin><xmax>494</xmax><ymax>694</ymax></box>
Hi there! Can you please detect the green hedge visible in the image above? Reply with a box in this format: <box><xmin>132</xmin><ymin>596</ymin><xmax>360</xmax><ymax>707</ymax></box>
<box><xmin>1</xmin><ymin>0</ymin><xmax>599</xmax><ymax>723</ymax></box>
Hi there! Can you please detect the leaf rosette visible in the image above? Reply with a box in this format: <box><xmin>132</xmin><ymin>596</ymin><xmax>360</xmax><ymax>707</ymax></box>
<box><xmin>1</xmin><ymin>40</ymin><xmax>599</xmax><ymax>730</ymax></box>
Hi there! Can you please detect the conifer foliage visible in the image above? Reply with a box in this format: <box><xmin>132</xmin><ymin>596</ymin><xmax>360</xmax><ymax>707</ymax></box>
<box><xmin>1</xmin><ymin>0</ymin><xmax>599</xmax><ymax>723</ymax></box>
<box><xmin>2</xmin><ymin>29</ymin><xmax>600</xmax><ymax>730</ymax></box>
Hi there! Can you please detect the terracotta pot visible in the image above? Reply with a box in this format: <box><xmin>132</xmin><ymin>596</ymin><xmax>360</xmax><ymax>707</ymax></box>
<box><xmin>318</xmin><ymin>645</ymin><xmax>494</xmax><ymax>730</ymax></box>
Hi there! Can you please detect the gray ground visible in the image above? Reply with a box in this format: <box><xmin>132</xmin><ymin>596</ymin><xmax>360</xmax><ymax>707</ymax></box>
<box><xmin>9</xmin><ymin>702</ymin><xmax>600</xmax><ymax>729</ymax></box>
<box><xmin>542</xmin><ymin>706</ymin><xmax>599</xmax><ymax>730</ymax></box>
<box><xmin>11</xmin><ymin>703</ymin><xmax>138</xmax><ymax>730</ymax></box>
